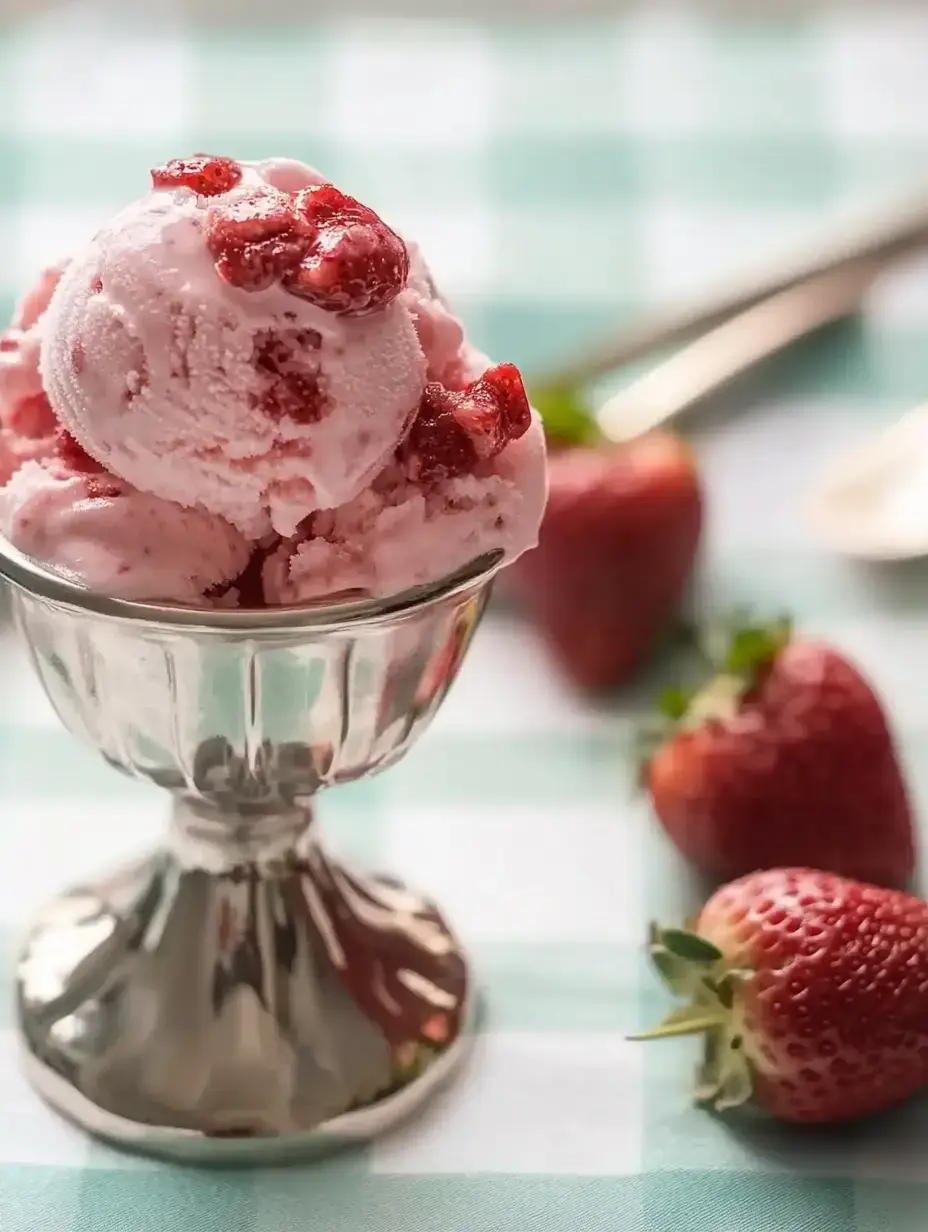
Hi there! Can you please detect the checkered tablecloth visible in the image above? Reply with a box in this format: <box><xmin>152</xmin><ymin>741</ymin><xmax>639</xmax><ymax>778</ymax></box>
<box><xmin>5</xmin><ymin>4</ymin><xmax>928</xmax><ymax>1230</ymax></box>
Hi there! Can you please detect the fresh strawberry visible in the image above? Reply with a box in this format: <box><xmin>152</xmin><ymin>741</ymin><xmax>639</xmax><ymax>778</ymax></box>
<box><xmin>507</xmin><ymin>385</ymin><xmax>703</xmax><ymax>691</ymax></box>
<box><xmin>635</xmin><ymin>869</ymin><xmax>928</xmax><ymax>1123</ymax></box>
<box><xmin>644</xmin><ymin>621</ymin><xmax>915</xmax><ymax>887</ymax></box>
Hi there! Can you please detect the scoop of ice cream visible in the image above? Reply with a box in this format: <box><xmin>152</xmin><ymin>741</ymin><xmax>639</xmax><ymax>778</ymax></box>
<box><xmin>13</xmin><ymin>264</ymin><xmax>67</xmax><ymax>332</ymax></box>
<box><xmin>0</xmin><ymin>328</ymin><xmax>44</xmax><ymax>412</ymax></box>
<box><xmin>0</xmin><ymin>427</ymin><xmax>57</xmax><ymax>486</ymax></box>
<box><xmin>263</xmin><ymin>363</ymin><xmax>547</xmax><ymax>602</ymax></box>
<box><xmin>0</xmin><ymin>267</ymin><xmax>64</xmax><ymax>486</ymax></box>
<box><xmin>1</xmin><ymin>436</ymin><xmax>251</xmax><ymax>603</ymax></box>
<box><xmin>400</xmin><ymin>243</ymin><xmax>466</xmax><ymax>382</ymax></box>
<box><xmin>0</xmin><ymin>263</ymin><xmax>63</xmax><ymax>442</ymax></box>
<box><xmin>14</xmin><ymin>154</ymin><xmax>547</xmax><ymax>609</ymax></box>
<box><xmin>40</xmin><ymin>156</ymin><xmax>429</xmax><ymax>537</ymax></box>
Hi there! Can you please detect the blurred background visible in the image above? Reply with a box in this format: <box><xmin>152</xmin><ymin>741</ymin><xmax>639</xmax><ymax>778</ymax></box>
<box><xmin>2</xmin><ymin>0</ymin><xmax>928</xmax><ymax>395</ymax></box>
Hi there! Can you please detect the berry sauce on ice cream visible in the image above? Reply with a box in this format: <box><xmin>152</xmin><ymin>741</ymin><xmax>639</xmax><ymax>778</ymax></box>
<box><xmin>0</xmin><ymin>154</ymin><xmax>547</xmax><ymax>607</ymax></box>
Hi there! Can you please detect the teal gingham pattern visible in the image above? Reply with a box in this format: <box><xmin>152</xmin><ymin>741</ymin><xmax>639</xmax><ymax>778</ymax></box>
<box><xmin>4</xmin><ymin>6</ymin><xmax>928</xmax><ymax>1230</ymax></box>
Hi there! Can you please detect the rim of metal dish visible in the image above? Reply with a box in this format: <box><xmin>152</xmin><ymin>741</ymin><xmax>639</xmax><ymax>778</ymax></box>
<box><xmin>0</xmin><ymin>533</ymin><xmax>503</xmax><ymax>633</ymax></box>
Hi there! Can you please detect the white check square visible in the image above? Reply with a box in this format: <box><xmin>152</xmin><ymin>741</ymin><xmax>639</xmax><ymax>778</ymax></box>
<box><xmin>383</xmin><ymin>801</ymin><xmax>646</xmax><ymax>944</ymax></box>
<box><xmin>0</xmin><ymin>795</ymin><xmax>161</xmax><ymax>925</ymax></box>
<box><xmin>0</xmin><ymin>629</ymin><xmax>58</xmax><ymax>730</ymax></box>
<box><xmin>639</xmin><ymin>203</ymin><xmax>814</xmax><ymax>304</ymax></box>
<box><xmin>615</xmin><ymin>11</ymin><xmax>712</xmax><ymax>136</ymax></box>
<box><xmin>822</xmin><ymin>13</ymin><xmax>928</xmax><ymax>140</ymax></box>
<box><xmin>10</xmin><ymin>205</ymin><xmax>104</xmax><ymax>296</ymax></box>
<box><xmin>373</xmin><ymin>1031</ymin><xmax>644</xmax><ymax>1175</ymax></box>
<box><xmin>12</xmin><ymin>27</ymin><xmax>191</xmax><ymax>139</ymax></box>
<box><xmin>388</xmin><ymin>205</ymin><xmax>494</xmax><ymax>300</ymax></box>
<box><xmin>435</xmin><ymin>613</ymin><xmax>595</xmax><ymax>735</ymax></box>
<box><xmin>329</xmin><ymin>23</ymin><xmax>493</xmax><ymax>150</ymax></box>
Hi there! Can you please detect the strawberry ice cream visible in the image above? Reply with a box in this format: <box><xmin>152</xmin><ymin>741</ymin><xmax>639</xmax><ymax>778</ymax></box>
<box><xmin>264</xmin><ymin>367</ymin><xmax>546</xmax><ymax>602</ymax></box>
<box><xmin>0</xmin><ymin>153</ymin><xmax>546</xmax><ymax>607</ymax></box>
<box><xmin>0</xmin><ymin>263</ymin><xmax>63</xmax><ymax>483</ymax></box>
<box><xmin>0</xmin><ymin>429</ymin><xmax>56</xmax><ymax>487</ymax></box>
<box><xmin>40</xmin><ymin>158</ymin><xmax>426</xmax><ymax>536</ymax></box>
<box><xmin>402</xmin><ymin>242</ymin><xmax>473</xmax><ymax>386</ymax></box>
<box><xmin>1</xmin><ymin>438</ymin><xmax>250</xmax><ymax>603</ymax></box>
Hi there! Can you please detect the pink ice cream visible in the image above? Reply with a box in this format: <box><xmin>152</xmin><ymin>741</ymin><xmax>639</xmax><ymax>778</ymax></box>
<box><xmin>0</xmin><ymin>429</ymin><xmax>57</xmax><ymax>487</ymax></box>
<box><xmin>0</xmin><ymin>263</ymin><xmax>63</xmax><ymax>483</ymax></box>
<box><xmin>40</xmin><ymin>158</ymin><xmax>427</xmax><ymax>536</ymax></box>
<box><xmin>2</xmin><ymin>153</ymin><xmax>546</xmax><ymax>606</ymax></box>
<box><xmin>264</xmin><ymin>390</ymin><xmax>546</xmax><ymax>603</ymax></box>
<box><xmin>1</xmin><ymin>448</ymin><xmax>250</xmax><ymax>603</ymax></box>
<box><xmin>402</xmin><ymin>242</ymin><xmax>470</xmax><ymax>384</ymax></box>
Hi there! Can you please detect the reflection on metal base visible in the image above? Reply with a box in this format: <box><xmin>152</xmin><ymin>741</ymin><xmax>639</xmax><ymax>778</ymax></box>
<box><xmin>21</xmin><ymin>1014</ymin><xmax>476</xmax><ymax>1167</ymax></box>
<box><xmin>16</xmin><ymin>810</ymin><xmax>475</xmax><ymax>1166</ymax></box>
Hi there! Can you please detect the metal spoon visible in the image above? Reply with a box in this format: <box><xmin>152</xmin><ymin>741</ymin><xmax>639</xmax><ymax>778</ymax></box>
<box><xmin>805</xmin><ymin>404</ymin><xmax>928</xmax><ymax>561</ymax></box>
<box><xmin>541</xmin><ymin>188</ymin><xmax>928</xmax><ymax>391</ymax></box>
<box><xmin>597</xmin><ymin>258</ymin><xmax>882</xmax><ymax>442</ymax></box>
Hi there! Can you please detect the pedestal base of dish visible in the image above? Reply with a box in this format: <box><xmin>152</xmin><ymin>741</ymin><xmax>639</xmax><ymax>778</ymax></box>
<box><xmin>15</xmin><ymin>803</ymin><xmax>474</xmax><ymax>1166</ymax></box>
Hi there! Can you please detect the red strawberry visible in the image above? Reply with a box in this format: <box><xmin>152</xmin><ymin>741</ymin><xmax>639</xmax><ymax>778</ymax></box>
<box><xmin>644</xmin><ymin>621</ymin><xmax>915</xmax><ymax>888</ymax></box>
<box><xmin>508</xmin><ymin>404</ymin><xmax>703</xmax><ymax>690</ymax></box>
<box><xmin>635</xmin><ymin>869</ymin><xmax>928</xmax><ymax>1124</ymax></box>
<box><xmin>151</xmin><ymin>154</ymin><xmax>243</xmax><ymax>197</ymax></box>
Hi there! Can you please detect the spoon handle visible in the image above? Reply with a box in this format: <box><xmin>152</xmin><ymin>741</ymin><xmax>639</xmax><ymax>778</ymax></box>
<box><xmin>597</xmin><ymin>260</ymin><xmax>880</xmax><ymax>443</ymax></box>
<box><xmin>540</xmin><ymin>192</ymin><xmax>928</xmax><ymax>390</ymax></box>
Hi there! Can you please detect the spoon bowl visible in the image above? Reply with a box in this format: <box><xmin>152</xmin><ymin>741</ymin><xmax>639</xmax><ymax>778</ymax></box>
<box><xmin>806</xmin><ymin>404</ymin><xmax>928</xmax><ymax>561</ymax></box>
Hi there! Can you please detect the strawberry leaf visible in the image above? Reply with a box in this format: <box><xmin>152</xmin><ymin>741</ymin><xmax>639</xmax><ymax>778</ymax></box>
<box><xmin>706</xmin><ymin>974</ymin><xmax>734</xmax><ymax>1009</ymax></box>
<box><xmin>649</xmin><ymin>946</ymin><xmax>691</xmax><ymax>994</ymax></box>
<box><xmin>724</xmin><ymin>619</ymin><xmax>791</xmax><ymax>677</ymax></box>
<box><xmin>699</xmin><ymin>610</ymin><xmax>791</xmax><ymax>671</ymax></box>
<box><xmin>657</xmin><ymin>686</ymin><xmax>693</xmax><ymax>721</ymax></box>
<box><xmin>727</xmin><ymin>968</ymin><xmax>754</xmax><ymax>985</ymax></box>
<box><xmin>629</xmin><ymin>1011</ymin><xmax>725</xmax><ymax>1042</ymax></box>
<box><xmin>713</xmin><ymin>1057</ymin><xmax>754</xmax><ymax>1112</ymax></box>
<box><xmin>635</xmin><ymin>920</ymin><xmax>757</xmax><ymax>1116</ymax></box>
<box><xmin>698</xmin><ymin>606</ymin><xmax>754</xmax><ymax>668</ymax></box>
<box><xmin>529</xmin><ymin>383</ymin><xmax>601</xmax><ymax>448</ymax></box>
<box><xmin>660</xmin><ymin>1006</ymin><xmax>717</xmax><ymax>1031</ymax></box>
<box><xmin>651</xmin><ymin>613</ymin><xmax>794</xmax><ymax>737</ymax></box>
<box><xmin>660</xmin><ymin>929</ymin><xmax>723</xmax><ymax>964</ymax></box>
<box><xmin>695</xmin><ymin>1034</ymin><xmax>722</xmax><ymax>1102</ymax></box>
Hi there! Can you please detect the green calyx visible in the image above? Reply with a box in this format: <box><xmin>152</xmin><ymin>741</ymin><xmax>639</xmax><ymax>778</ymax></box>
<box><xmin>635</xmin><ymin>615</ymin><xmax>793</xmax><ymax>779</ymax></box>
<box><xmin>700</xmin><ymin>615</ymin><xmax>793</xmax><ymax>686</ymax></box>
<box><xmin>529</xmin><ymin>382</ymin><xmax>603</xmax><ymax>449</ymax></box>
<box><xmin>630</xmin><ymin>923</ymin><xmax>756</xmax><ymax>1114</ymax></box>
<box><xmin>665</xmin><ymin>614</ymin><xmax>793</xmax><ymax>725</ymax></box>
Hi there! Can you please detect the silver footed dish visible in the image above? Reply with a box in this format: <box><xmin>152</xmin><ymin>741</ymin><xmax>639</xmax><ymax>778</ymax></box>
<box><xmin>0</xmin><ymin>537</ymin><xmax>502</xmax><ymax>1165</ymax></box>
